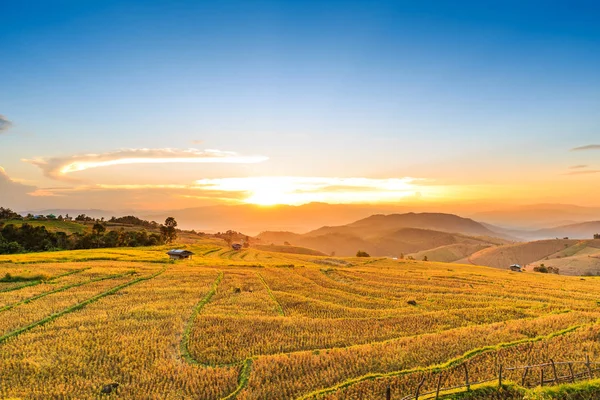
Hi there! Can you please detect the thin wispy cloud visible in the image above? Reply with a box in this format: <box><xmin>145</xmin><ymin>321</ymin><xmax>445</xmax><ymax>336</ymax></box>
<box><xmin>571</xmin><ymin>144</ymin><xmax>600</xmax><ymax>151</ymax></box>
<box><xmin>23</xmin><ymin>148</ymin><xmax>269</xmax><ymax>181</ymax></box>
<box><xmin>564</xmin><ymin>170</ymin><xmax>600</xmax><ymax>176</ymax></box>
<box><xmin>0</xmin><ymin>115</ymin><xmax>12</xmax><ymax>132</ymax></box>
<box><xmin>569</xmin><ymin>165</ymin><xmax>588</xmax><ymax>169</ymax></box>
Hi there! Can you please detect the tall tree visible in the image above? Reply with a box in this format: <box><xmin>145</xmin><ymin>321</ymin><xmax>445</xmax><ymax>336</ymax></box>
<box><xmin>160</xmin><ymin>217</ymin><xmax>178</xmax><ymax>244</ymax></box>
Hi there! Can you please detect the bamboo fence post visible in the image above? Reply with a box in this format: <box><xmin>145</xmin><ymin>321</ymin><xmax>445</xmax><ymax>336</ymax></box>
<box><xmin>385</xmin><ymin>385</ymin><xmax>391</xmax><ymax>400</ymax></box>
<box><xmin>586</xmin><ymin>355</ymin><xmax>594</xmax><ymax>379</ymax></box>
<box><xmin>522</xmin><ymin>367</ymin><xmax>529</xmax><ymax>386</ymax></box>
<box><xmin>498</xmin><ymin>364</ymin><xmax>503</xmax><ymax>387</ymax></box>
<box><xmin>435</xmin><ymin>373</ymin><xmax>443</xmax><ymax>399</ymax></box>
<box><xmin>550</xmin><ymin>359</ymin><xmax>558</xmax><ymax>384</ymax></box>
<box><xmin>415</xmin><ymin>376</ymin><xmax>426</xmax><ymax>400</ymax></box>
<box><xmin>464</xmin><ymin>363</ymin><xmax>470</xmax><ymax>391</ymax></box>
<box><xmin>568</xmin><ymin>362</ymin><xmax>575</xmax><ymax>383</ymax></box>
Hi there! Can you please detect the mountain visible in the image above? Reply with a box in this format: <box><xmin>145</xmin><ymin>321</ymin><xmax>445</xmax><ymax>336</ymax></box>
<box><xmin>458</xmin><ymin>239</ymin><xmax>600</xmax><ymax>276</ymax></box>
<box><xmin>258</xmin><ymin>226</ymin><xmax>502</xmax><ymax>258</ymax></box>
<box><xmin>531</xmin><ymin>221</ymin><xmax>600</xmax><ymax>240</ymax></box>
<box><xmin>257</xmin><ymin>212</ymin><xmax>513</xmax><ymax>257</ymax></box>
<box><xmin>471</xmin><ymin>204</ymin><xmax>600</xmax><ymax>230</ymax></box>
<box><xmin>144</xmin><ymin>203</ymin><xmax>420</xmax><ymax>235</ymax></box>
<box><xmin>307</xmin><ymin>212</ymin><xmax>507</xmax><ymax>238</ymax></box>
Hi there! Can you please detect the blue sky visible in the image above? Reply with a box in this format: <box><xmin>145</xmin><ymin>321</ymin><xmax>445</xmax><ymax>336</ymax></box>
<box><xmin>1</xmin><ymin>1</ymin><xmax>600</xmax><ymax>210</ymax></box>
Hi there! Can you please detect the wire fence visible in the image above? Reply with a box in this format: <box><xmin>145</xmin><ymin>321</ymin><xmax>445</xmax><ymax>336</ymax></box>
<box><xmin>390</xmin><ymin>356</ymin><xmax>600</xmax><ymax>400</ymax></box>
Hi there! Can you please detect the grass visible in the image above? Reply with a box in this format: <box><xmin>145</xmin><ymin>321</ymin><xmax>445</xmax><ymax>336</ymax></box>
<box><xmin>0</xmin><ymin>267</ymin><xmax>164</xmax><ymax>345</ymax></box>
<box><xmin>1</xmin><ymin>219</ymin><xmax>87</xmax><ymax>234</ymax></box>
<box><xmin>1</xmin><ymin>240</ymin><xmax>600</xmax><ymax>398</ymax></box>
<box><xmin>0</xmin><ymin>270</ymin><xmax>136</xmax><ymax>312</ymax></box>
<box><xmin>437</xmin><ymin>379</ymin><xmax>600</xmax><ymax>399</ymax></box>
<box><xmin>180</xmin><ymin>271</ymin><xmax>224</xmax><ymax>366</ymax></box>
<box><xmin>0</xmin><ymin>273</ymin><xmax>48</xmax><ymax>282</ymax></box>
<box><xmin>0</xmin><ymin>267</ymin><xmax>88</xmax><ymax>293</ymax></box>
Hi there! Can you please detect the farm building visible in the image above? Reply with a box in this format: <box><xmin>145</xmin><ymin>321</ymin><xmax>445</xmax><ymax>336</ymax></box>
<box><xmin>166</xmin><ymin>249</ymin><xmax>194</xmax><ymax>260</ymax></box>
<box><xmin>509</xmin><ymin>264</ymin><xmax>523</xmax><ymax>272</ymax></box>
<box><xmin>231</xmin><ymin>243</ymin><xmax>242</xmax><ymax>251</ymax></box>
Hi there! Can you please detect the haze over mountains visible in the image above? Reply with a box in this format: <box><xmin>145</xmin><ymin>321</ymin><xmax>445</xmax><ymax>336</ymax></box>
<box><xmin>256</xmin><ymin>211</ymin><xmax>600</xmax><ymax>275</ymax></box>
<box><xmin>256</xmin><ymin>213</ymin><xmax>510</xmax><ymax>257</ymax></box>
<box><xmin>14</xmin><ymin>204</ymin><xmax>600</xmax><ymax>275</ymax></box>
<box><xmin>23</xmin><ymin>202</ymin><xmax>600</xmax><ymax>238</ymax></box>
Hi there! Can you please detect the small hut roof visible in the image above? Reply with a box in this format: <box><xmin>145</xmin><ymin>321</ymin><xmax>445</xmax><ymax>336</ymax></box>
<box><xmin>167</xmin><ymin>249</ymin><xmax>194</xmax><ymax>256</ymax></box>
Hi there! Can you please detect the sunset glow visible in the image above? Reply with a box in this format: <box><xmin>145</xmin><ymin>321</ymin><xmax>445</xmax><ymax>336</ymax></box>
<box><xmin>194</xmin><ymin>177</ymin><xmax>436</xmax><ymax>206</ymax></box>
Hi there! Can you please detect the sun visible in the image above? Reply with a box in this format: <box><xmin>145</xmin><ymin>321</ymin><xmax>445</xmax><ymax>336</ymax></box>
<box><xmin>245</xmin><ymin>188</ymin><xmax>293</xmax><ymax>206</ymax></box>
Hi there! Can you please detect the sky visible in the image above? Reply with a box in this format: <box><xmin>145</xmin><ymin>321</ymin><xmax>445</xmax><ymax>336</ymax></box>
<box><xmin>1</xmin><ymin>0</ymin><xmax>600</xmax><ymax>212</ymax></box>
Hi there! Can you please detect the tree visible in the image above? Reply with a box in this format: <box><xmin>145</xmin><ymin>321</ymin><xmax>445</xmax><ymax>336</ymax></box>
<box><xmin>356</xmin><ymin>250</ymin><xmax>370</xmax><ymax>257</ymax></box>
<box><xmin>594</xmin><ymin>233</ymin><xmax>600</xmax><ymax>240</ymax></box>
<box><xmin>160</xmin><ymin>217</ymin><xmax>178</xmax><ymax>244</ymax></box>
<box><xmin>534</xmin><ymin>264</ymin><xmax>549</xmax><ymax>273</ymax></box>
<box><xmin>422</xmin><ymin>255</ymin><xmax>428</xmax><ymax>262</ymax></box>
<box><xmin>92</xmin><ymin>222</ymin><xmax>106</xmax><ymax>235</ymax></box>
<box><xmin>0</xmin><ymin>207</ymin><xmax>20</xmax><ymax>220</ymax></box>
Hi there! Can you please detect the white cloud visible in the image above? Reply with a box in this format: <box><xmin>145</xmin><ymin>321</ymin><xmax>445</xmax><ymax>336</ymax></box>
<box><xmin>24</xmin><ymin>148</ymin><xmax>269</xmax><ymax>181</ymax></box>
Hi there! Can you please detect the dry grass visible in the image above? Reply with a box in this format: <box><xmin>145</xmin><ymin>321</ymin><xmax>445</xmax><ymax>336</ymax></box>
<box><xmin>1</xmin><ymin>240</ymin><xmax>600</xmax><ymax>398</ymax></box>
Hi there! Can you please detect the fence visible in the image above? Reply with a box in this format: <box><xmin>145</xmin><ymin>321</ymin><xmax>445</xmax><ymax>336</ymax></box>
<box><xmin>390</xmin><ymin>356</ymin><xmax>600</xmax><ymax>400</ymax></box>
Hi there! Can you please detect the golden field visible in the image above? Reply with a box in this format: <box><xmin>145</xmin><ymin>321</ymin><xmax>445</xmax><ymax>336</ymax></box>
<box><xmin>1</xmin><ymin>239</ymin><xmax>600</xmax><ymax>399</ymax></box>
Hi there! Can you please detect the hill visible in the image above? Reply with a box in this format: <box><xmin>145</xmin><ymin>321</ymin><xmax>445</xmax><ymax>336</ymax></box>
<box><xmin>305</xmin><ymin>212</ymin><xmax>509</xmax><ymax>239</ymax></box>
<box><xmin>257</xmin><ymin>213</ymin><xmax>512</xmax><ymax>257</ymax></box>
<box><xmin>407</xmin><ymin>242</ymin><xmax>493</xmax><ymax>263</ymax></box>
<box><xmin>458</xmin><ymin>239</ymin><xmax>600</xmax><ymax>275</ymax></box>
<box><xmin>144</xmin><ymin>203</ymin><xmax>409</xmax><ymax>235</ymax></box>
<box><xmin>531</xmin><ymin>221</ymin><xmax>600</xmax><ymax>240</ymax></box>
<box><xmin>1</xmin><ymin>241</ymin><xmax>600</xmax><ymax>398</ymax></box>
<box><xmin>471</xmin><ymin>203</ymin><xmax>600</xmax><ymax>230</ymax></box>
<box><xmin>252</xmin><ymin>244</ymin><xmax>327</xmax><ymax>256</ymax></box>
<box><xmin>0</xmin><ymin>219</ymin><xmax>87</xmax><ymax>234</ymax></box>
<box><xmin>144</xmin><ymin>203</ymin><xmax>524</xmax><ymax>236</ymax></box>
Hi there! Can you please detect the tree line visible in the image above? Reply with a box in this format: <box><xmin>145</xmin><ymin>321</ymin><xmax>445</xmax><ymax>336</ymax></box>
<box><xmin>0</xmin><ymin>207</ymin><xmax>179</xmax><ymax>254</ymax></box>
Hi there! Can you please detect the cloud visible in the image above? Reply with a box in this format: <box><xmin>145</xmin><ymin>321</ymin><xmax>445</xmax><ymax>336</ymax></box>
<box><xmin>30</xmin><ymin>176</ymin><xmax>435</xmax><ymax>207</ymax></box>
<box><xmin>564</xmin><ymin>169</ymin><xmax>600</xmax><ymax>176</ymax></box>
<box><xmin>571</xmin><ymin>144</ymin><xmax>600</xmax><ymax>151</ymax></box>
<box><xmin>193</xmin><ymin>176</ymin><xmax>434</xmax><ymax>205</ymax></box>
<box><xmin>24</xmin><ymin>148</ymin><xmax>269</xmax><ymax>181</ymax></box>
<box><xmin>0</xmin><ymin>115</ymin><xmax>12</xmax><ymax>132</ymax></box>
<box><xmin>569</xmin><ymin>165</ymin><xmax>588</xmax><ymax>169</ymax></box>
<box><xmin>0</xmin><ymin>167</ymin><xmax>39</xmax><ymax>208</ymax></box>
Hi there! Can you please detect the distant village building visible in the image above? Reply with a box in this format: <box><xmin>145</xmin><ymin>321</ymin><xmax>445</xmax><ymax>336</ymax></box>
<box><xmin>510</xmin><ymin>264</ymin><xmax>523</xmax><ymax>272</ymax></box>
<box><xmin>231</xmin><ymin>243</ymin><xmax>242</xmax><ymax>251</ymax></box>
<box><xmin>166</xmin><ymin>249</ymin><xmax>194</xmax><ymax>260</ymax></box>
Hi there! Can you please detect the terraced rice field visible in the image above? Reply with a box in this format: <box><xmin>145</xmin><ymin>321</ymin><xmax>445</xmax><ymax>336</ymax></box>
<box><xmin>1</xmin><ymin>242</ymin><xmax>600</xmax><ymax>398</ymax></box>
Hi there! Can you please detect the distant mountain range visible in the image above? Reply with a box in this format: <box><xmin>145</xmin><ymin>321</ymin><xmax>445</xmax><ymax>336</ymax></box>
<box><xmin>18</xmin><ymin>209</ymin><xmax>121</xmax><ymax>219</ymax></box>
<box><xmin>20</xmin><ymin>203</ymin><xmax>600</xmax><ymax>240</ymax></box>
<box><xmin>471</xmin><ymin>204</ymin><xmax>600</xmax><ymax>230</ymax></box>
<box><xmin>14</xmin><ymin>205</ymin><xmax>600</xmax><ymax>275</ymax></box>
<box><xmin>257</xmin><ymin>212</ymin><xmax>513</xmax><ymax>257</ymax></box>
<box><xmin>255</xmin><ymin>212</ymin><xmax>600</xmax><ymax>275</ymax></box>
